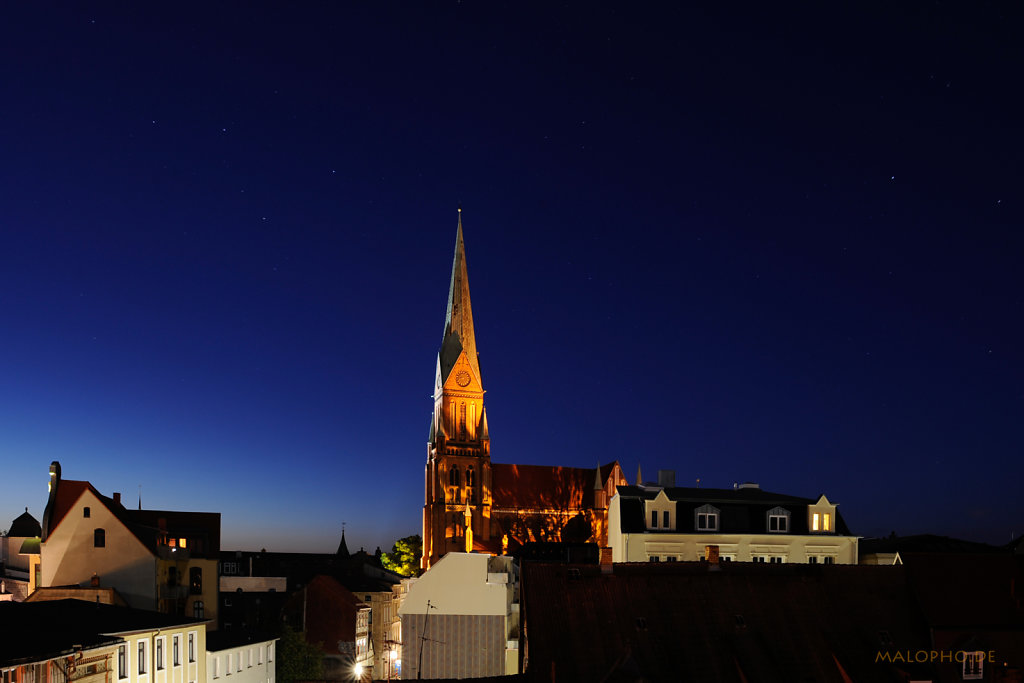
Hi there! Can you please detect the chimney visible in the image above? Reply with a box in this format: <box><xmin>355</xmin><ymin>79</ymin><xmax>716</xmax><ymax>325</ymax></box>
<box><xmin>657</xmin><ymin>470</ymin><xmax>676</xmax><ymax>488</ymax></box>
<box><xmin>113</xmin><ymin>492</ymin><xmax>121</xmax><ymax>506</ymax></box>
<box><xmin>90</xmin><ymin>573</ymin><xmax>100</xmax><ymax>588</ymax></box>
<box><xmin>705</xmin><ymin>545</ymin><xmax>720</xmax><ymax>564</ymax></box>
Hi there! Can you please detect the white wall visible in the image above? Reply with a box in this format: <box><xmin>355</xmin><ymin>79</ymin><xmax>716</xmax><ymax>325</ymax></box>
<box><xmin>207</xmin><ymin>641</ymin><xmax>275</xmax><ymax>683</ymax></box>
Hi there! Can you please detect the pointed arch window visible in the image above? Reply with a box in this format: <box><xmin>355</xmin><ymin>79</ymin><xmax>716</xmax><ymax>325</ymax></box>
<box><xmin>469</xmin><ymin>403</ymin><xmax>476</xmax><ymax>439</ymax></box>
<box><xmin>459</xmin><ymin>402</ymin><xmax>467</xmax><ymax>439</ymax></box>
<box><xmin>449</xmin><ymin>465</ymin><xmax>460</xmax><ymax>487</ymax></box>
<box><xmin>466</xmin><ymin>466</ymin><xmax>475</xmax><ymax>488</ymax></box>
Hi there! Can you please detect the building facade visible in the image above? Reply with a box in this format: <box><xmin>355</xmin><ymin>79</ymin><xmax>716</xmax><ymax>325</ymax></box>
<box><xmin>38</xmin><ymin>462</ymin><xmax>220</xmax><ymax>625</ymax></box>
<box><xmin>422</xmin><ymin>213</ymin><xmax>625</xmax><ymax>568</ymax></box>
<box><xmin>608</xmin><ymin>480</ymin><xmax>858</xmax><ymax>564</ymax></box>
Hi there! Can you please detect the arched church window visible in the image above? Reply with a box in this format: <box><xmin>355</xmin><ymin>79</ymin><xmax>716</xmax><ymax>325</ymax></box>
<box><xmin>466</xmin><ymin>466</ymin><xmax>475</xmax><ymax>488</ymax></box>
<box><xmin>459</xmin><ymin>402</ymin><xmax>467</xmax><ymax>439</ymax></box>
<box><xmin>449</xmin><ymin>465</ymin><xmax>460</xmax><ymax>487</ymax></box>
<box><xmin>469</xmin><ymin>403</ymin><xmax>476</xmax><ymax>438</ymax></box>
<box><xmin>449</xmin><ymin>400</ymin><xmax>456</xmax><ymax>434</ymax></box>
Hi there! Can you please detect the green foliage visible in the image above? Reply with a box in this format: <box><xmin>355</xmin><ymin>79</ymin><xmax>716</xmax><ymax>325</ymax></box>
<box><xmin>276</xmin><ymin>623</ymin><xmax>323</xmax><ymax>683</ymax></box>
<box><xmin>381</xmin><ymin>534</ymin><xmax>422</xmax><ymax>576</ymax></box>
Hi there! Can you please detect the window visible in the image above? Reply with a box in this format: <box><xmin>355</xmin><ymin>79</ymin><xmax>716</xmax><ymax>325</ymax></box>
<box><xmin>963</xmin><ymin>651</ymin><xmax>984</xmax><ymax>680</ymax></box>
<box><xmin>189</xmin><ymin>567</ymin><xmax>202</xmax><ymax>595</ymax></box>
<box><xmin>753</xmin><ymin>556</ymin><xmax>766</xmax><ymax>563</ymax></box>
<box><xmin>213</xmin><ymin>656</ymin><xmax>220</xmax><ymax>679</ymax></box>
<box><xmin>188</xmin><ymin>633</ymin><xmax>195</xmax><ymax>663</ymax></box>
<box><xmin>138</xmin><ymin>641</ymin><xmax>147</xmax><ymax>675</ymax></box>
<box><xmin>237</xmin><ymin>651</ymin><xmax>243</xmax><ymax>672</ymax></box>
<box><xmin>459</xmin><ymin>402</ymin><xmax>466</xmax><ymax>438</ymax></box>
<box><xmin>808</xmin><ymin>556</ymin><xmax>818</xmax><ymax>564</ymax></box>
<box><xmin>666</xmin><ymin>556</ymin><xmax>677</xmax><ymax>562</ymax></box>
<box><xmin>651</xmin><ymin>510</ymin><xmax>658</xmax><ymax>528</ymax></box>
<box><xmin>695</xmin><ymin>504</ymin><xmax>719</xmax><ymax>531</ymax></box>
<box><xmin>258</xmin><ymin>647</ymin><xmax>264</xmax><ymax>665</ymax></box>
<box><xmin>648</xmin><ymin>556</ymin><xmax>660</xmax><ymax>562</ymax></box>
<box><xmin>823</xmin><ymin>556</ymin><xmax>835</xmax><ymax>565</ymax></box>
<box><xmin>812</xmin><ymin>512</ymin><xmax>820</xmax><ymax>531</ymax></box>
<box><xmin>663</xmin><ymin>510</ymin><xmax>670</xmax><ymax>528</ymax></box>
<box><xmin>83</xmin><ymin>507</ymin><xmax>91</xmax><ymax>518</ymax></box>
<box><xmin>94</xmin><ymin>528</ymin><xmax>106</xmax><ymax>548</ymax></box>
<box><xmin>173</xmin><ymin>636</ymin><xmax>180</xmax><ymax>666</ymax></box>
<box><xmin>767</xmin><ymin>507</ymin><xmax>790</xmax><ymax>532</ymax></box>
<box><xmin>823</xmin><ymin>513</ymin><xmax>832</xmax><ymax>532</ymax></box>
<box><xmin>226</xmin><ymin>654</ymin><xmax>232</xmax><ymax>675</ymax></box>
<box><xmin>156</xmin><ymin>638</ymin><xmax>164</xmax><ymax>670</ymax></box>
<box><xmin>449</xmin><ymin>465</ymin><xmax>460</xmax><ymax>487</ymax></box>
<box><xmin>466</xmin><ymin>466</ymin><xmax>474</xmax><ymax>487</ymax></box>
<box><xmin>469</xmin><ymin>403</ymin><xmax>476</xmax><ymax>438</ymax></box>
<box><xmin>118</xmin><ymin>645</ymin><xmax>127</xmax><ymax>679</ymax></box>
<box><xmin>769</xmin><ymin>556</ymin><xmax>784</xmax><ymax>564</ymax></box>
<box><xmin>193</xmin><ymin>600</ymin><xmax>204</xmax><ymax>619</ymax></box>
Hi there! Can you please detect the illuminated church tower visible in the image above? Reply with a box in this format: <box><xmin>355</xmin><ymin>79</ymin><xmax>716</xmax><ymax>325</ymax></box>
<box><xmin>422</xmin><ymin>210</ymin><xmax>492</xmax><ymax>569</ymax></box>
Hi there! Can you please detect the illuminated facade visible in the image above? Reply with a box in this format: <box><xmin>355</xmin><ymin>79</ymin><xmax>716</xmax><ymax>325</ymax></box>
<box><xmin>422</xmin><ymin>213</ymin><xmax>625</xmax><ymax>568</ymax></box>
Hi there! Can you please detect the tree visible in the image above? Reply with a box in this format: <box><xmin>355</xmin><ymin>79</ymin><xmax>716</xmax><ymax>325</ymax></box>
<box><xmin>381</xmin><ymin>534</ymin><xmax>422</xmax><ymax>576</ymax></box>
<box><xmin>275</xmin><ymin>623</ymin><xmax>323</xmax><ymax>683</ymax></box>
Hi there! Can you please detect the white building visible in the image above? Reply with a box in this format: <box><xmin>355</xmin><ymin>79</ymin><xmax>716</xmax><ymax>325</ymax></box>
<box><xmin>608</xmin><ymin>480</ymin><xmax>858</xmax><ymax>564</ymax></box>
<box><xmin>399</xmin><ymin>553</ymin><xmax>519</xmax><ymax>679</ymax></box>
<box><xmin>205</xmin><ymin>634</ymin><xmax>276</xmax><ymax>683</ymax></box>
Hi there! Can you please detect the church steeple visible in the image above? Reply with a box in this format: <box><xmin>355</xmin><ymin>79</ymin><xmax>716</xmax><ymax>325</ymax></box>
<box><xmin>439</xmin><ymin>209</ymin><xmax>482</xmax><ymax>388</ymax></box>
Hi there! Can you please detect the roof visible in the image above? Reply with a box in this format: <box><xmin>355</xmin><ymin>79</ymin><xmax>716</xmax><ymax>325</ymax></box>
<box><xmin>521</xmin><ymin>562</ymin><xmax>936</xmax><ymax>682</ymax></box>
<box><xmin>439</xmin><ymin>211</ymin><xmax>481</xmax><ymax>386</ymax></box>
<box><xmin>0</xmin><ymin>600</ymin><xmax>206</xmax><ymax>666</ymax></box>
<box><xmin>900</xmin><ymin>553</ymin><xmax>1024</xmax><ymax>628</ymax></box>
<box><xmin>860</xmin><ymin>534</ymin><xmax>1004</xmax><ymax>556</ymax></box>
<box><xmin>614</xmin><ymin>485</ymin><xmax>854</xmax><ymax>536</ymax></box>
<box><xmin>8</xmin><ymin>509</ymin><xmax>41</xmax><ymax>537</ymax></box>
<box><xmin>206</xmin><ymin>631</ymin><xmax>277</xmax><ymax>652</ymax></box>
<box><xmin>492</xmin><ymin>462</ymin><xmax>622</xmax><ymax>511</ymax></box>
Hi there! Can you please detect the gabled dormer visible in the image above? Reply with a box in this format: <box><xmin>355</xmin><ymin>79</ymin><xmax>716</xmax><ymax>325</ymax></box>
<box><xmin>808</xmin><ymin>494</ymin><xmax>837</xmax><ymax>534</ymax></box>
<box><xmin>644</xmin><ymin>490</ymin><xmax>676</xmax><ymax>531</ymax></box>
<box><xmin>766</xmin><ymin>506</ymin><xmax>791</xmax><ymax>533</ymax></box>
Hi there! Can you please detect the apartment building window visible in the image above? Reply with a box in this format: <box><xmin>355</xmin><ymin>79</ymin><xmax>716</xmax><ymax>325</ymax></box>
<box><xmin>823</xmin><ymin>513</ymin><xmax>831</xmax><ymax>531</ymax></box>
<box><xmin>823</xmin><ymin>556</ymin><xmax>835</xmax><ymax>565</ymax></box>
<box><xmin>663</xmin><ymin>510</ymin><xmax>670</xmax><ymax>528</ymax></box>
<box><xmin>173</xmin><ymin>636</ymin><xmax>180</xmax><ymax>666</ymax></box>
<box><xmin>189</xmin><ymin>567</ymin><xmax>202</xmax><ymax>595</ymax></box>
<box><xmin>194</xmin><ymin>601</ymin><xmax>204</xmax><ymax>619</ymax></box>
<box><xmin>963</xmin><ymin>651</ymin><xmax>984</xmax><ymax>680</ymax></box>
<box><xmin>118</xmin><ymin>645</ymin><xmax>127</xmax><ymax>679</ymax></box>
<box><xmin>651</xmin><ymin>510</ymin><xmax>658</xmax><ymax>528</ymax></box>
<box><xmin>213</xmin><ymin>656</ymin><xmax>220</xmax><ymax>679</ymax></box>
<box><xmin>226</xmin><ymin>654</ymin><xmax>232</xmax><ymax>675</ymax></box>
<box><xmin>695</xmin><ymin>505</ymin><xmax>719</xmax><ymax>531</ymax></box>
<box><xmin>767</xmin><ymin>507</ymin><xmax>790</xmax><ymax>532</ymax></box>
<box><xmin>808</xmin><ymin>556</ymin><xmax>818</xmax><ymax>564</ymax></box>
<box><xmin>138</xmin><ymin>641</ymin><xmax>147</xmax><ymax>675</ymax></box>
<box><xmin>648</xmin><ymin>556</ymin><xmax>660</xmax><ymax>562</ymax></box>
<box><xmin>188</xmin><ymin>633</ymin><xmax>195</xmax><ymax>663</ymax></box>
<box><xmin>94</xmin><ymin>528</ymin><xmax>106</xmax><ymax>547</ymax></box>
<box><xmin>156</xmin><ymin>638</ymin><xmax>164</xmax><ymax>670</ymax></box>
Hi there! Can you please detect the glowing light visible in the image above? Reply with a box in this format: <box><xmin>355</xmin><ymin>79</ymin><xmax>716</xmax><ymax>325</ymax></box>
<box><xmin>389</xmin><ymin>651</ymin><xmax>397</xmax><ymax>660</ymax></box>
<box><xmin>353</xmin><ymin>663</ymin><xmax>363</xmax><ymax>678</ymax></box>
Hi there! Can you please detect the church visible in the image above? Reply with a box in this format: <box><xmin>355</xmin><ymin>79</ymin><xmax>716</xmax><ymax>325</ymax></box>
<box><xmin>421</xmin><ymin>211</ymin><xmax>625</xmax><ymax>569</ymax></box>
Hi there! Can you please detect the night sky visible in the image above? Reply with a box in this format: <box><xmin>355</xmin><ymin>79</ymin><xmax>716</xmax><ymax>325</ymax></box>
<box><xmin>1</xmin><ymin>3</ymin><xmax>1021</xmax><ymax>553</ymax></box>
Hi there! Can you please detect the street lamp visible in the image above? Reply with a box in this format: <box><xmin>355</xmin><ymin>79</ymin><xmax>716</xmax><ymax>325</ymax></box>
<box><xmin>353</xmin><ymin>663</ymin><xmax>363</xmax><ymax>681</ymax></box>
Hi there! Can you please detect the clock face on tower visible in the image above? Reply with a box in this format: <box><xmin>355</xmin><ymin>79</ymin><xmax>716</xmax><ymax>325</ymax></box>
<box><xmin>455</xmin><ymin>370</ymin><xmax>471</xmax><ymax>387</ymax></box>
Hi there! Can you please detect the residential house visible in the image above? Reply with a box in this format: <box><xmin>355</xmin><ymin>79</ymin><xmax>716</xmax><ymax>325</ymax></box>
<box><xmin>280</xmin><ymin>575</ymin><xmax>371</xmax><ymax>681</ymax></box>
<box><xmin>205</xmin><ymin>633</ymin><xmax>276</xmax><ymax>683</ymax></box>
<box><xmin>38</xmin><ymin>462</ymin><xmax>220</xmax><ymax>625</ymax></box>
<box><xmin>608</xmin><ymin>478</ymin><xmax>858</xmax><ymax>564</ymax></box>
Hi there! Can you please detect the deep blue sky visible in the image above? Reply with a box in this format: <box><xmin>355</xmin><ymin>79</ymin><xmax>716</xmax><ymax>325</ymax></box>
<box><xmin>1</xmin><ymin>3</ymin><xmax>1021</xmax><ymax>552</ymax></box>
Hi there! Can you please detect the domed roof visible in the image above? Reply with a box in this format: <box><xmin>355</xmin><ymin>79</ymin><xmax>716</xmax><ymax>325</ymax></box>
<box><xmin>9</xmin><ymin>508</ymin><xmax>41</xmax><ymax>537</ymax></box>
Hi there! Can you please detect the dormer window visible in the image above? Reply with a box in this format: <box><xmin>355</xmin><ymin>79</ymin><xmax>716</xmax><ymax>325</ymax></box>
<box><xmin>811</xmin><ymin>512</ymin><xmax>832</xmax><ymax>532</ymax></box>
<box><xmin>695</xmin><ymin>504</ymin><xmax>719</xmax><ymax>532</ymax></box>
<box><xmin>767</xmin><ymin>507</ymin><xmax>790</xmax><ymax>533</ymax></box>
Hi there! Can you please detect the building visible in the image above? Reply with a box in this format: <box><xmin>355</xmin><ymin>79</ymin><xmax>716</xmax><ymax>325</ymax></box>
<box><xmin>608</xmin><ymin>478</ymin><xmax>859</xmax><ymax>564</ymax></box>
<box><xmin>0</xmin><ymin>599</ymin><xmax>208</xmax><ymax>683</ymax></box>
<box><xmin>37</xmin><ymin>462</ymin><xmax>220</xmax><ymax>625</ymax></box>
<box><xmin>400</xmin><ymin>552</ymin><xmax>519</xmax><ymax>680</ymax></box>
<box><xmin>2</xmin><ymin>508</ymin><xmax>40</xmax><ymax>576</ymax></box>
<box><xmin>280</xmin><ymin>574</ymin><xmax>372</xmax><ymax>680</ymax></box>
<box><xmin>205</xmin><ymin>632</ymin><xmax>276</xmax><ymax>683</ymax></box>
<box><xmin>422</xmin><ymin>212</ymin><xmax>626</xmax><ymax>568</ymax></box>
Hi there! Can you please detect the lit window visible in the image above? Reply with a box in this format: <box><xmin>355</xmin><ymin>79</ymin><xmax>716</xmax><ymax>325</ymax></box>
<box><xmin>963</xmin><ymin>651</ymin><xmax>984</xmax><ymax>680</ymax></box>
<box><xmin>179</xmin><ymin>538</ymin><xmax>188</xmax><ymax>548</ymax></box>
<box><xmin>812</xmin><ymin>513</ymin><xmax>820</xmax><ymax>531</ymax></box>
<box><xmin>695</xmin><ymin>504</ymin><xmax>719</xmax><ymax>531</ymax></box>
<box><xmin>823</xmin><ymin>513</ymin><xmax>831</xmax><ymax>531</ymax></box>
<box><xmin>94</xmin><ymin>528</ymin><xmax>106</xmax><ymax>548</ymax></box>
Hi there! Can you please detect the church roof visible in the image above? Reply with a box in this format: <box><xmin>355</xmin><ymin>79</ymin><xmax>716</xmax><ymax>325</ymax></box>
<box><xmin>8</xmin><ymin>509</ymin><xmax>41</xmax><ymax>537</ymax></box>
<box><xmin>492</xmin><ymin>462</ymin><xmax>619</xmax><ymax>511</ymax></box>
<box><xmin>439</xmin><ymin>210</ymin><xmax>481</xmax><ymax>387</ymax></box>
